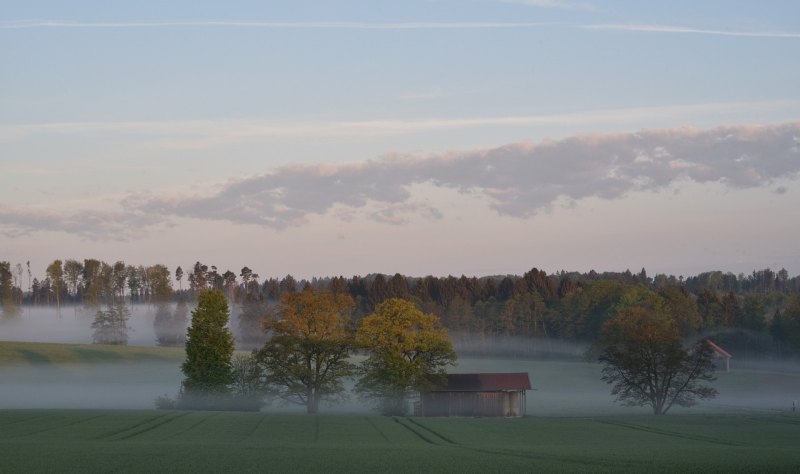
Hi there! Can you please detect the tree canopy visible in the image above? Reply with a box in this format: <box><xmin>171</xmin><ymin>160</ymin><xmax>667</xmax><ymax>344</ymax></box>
<box><xmin>181</xmin><ymin>290</ymin><xmax>235</xmax><ymax>402</ymax></box>
<box><xmin>256</xmin><ymin>288</ymin><xmax>356</xmax><ymax>413</ymax></box>
<box><xmin>598</xmin><ymin>307</ymin><xmax>718</xmax><ymax>415</ymax></box>
<box><xmin>356</xmin><ymin>298</ymin><xmax>456</xmax><ymax>415</ymax></box>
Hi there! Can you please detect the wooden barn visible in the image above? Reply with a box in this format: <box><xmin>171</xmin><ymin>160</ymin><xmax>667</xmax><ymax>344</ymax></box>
<box><xmin>705</xmin><ymin>339</ymin><xmax>732</xmax><ymax>372</ymax></box>
<box><xmin>417</xmin><ymin>373</ymin><xmax>532</xmax><ymax>417</ymax></box>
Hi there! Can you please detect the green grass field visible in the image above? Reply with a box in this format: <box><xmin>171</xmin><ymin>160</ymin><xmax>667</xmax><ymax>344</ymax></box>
<box><xmin>0</xmin><ymin>340</ymin><xmax>185</xmax><ymax>365</ymax></box>
<box><xmin>2</xmin><ymin>341</ymin><xmax>800</xmax><ymax>471</ymax></box>
<box><xmin>2</xmin><ymin>410</ymin><xmax>800</xmax><ymax>472</ymax></box>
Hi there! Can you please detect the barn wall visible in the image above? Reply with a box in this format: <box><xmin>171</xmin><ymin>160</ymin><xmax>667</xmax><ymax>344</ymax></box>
<box><xmin>421</xmin><ymin>391</ymin><xmax>524</xmax><ymax>417</ymax></box>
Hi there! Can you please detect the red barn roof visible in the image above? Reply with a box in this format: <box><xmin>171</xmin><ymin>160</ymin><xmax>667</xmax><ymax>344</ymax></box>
<box><xmin>433</xmin><ymin>373</ymin><xmax>532</xmax><ymax>392</ymax></box>
<box><xmin>705</xmin><ymin>339</ymin><xmax>732</xmax><ymax>359</ymax></box>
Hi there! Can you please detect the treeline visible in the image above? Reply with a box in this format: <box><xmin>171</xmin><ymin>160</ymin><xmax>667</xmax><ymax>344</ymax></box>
<box><xmin>3</xmin><ymin>259</ymin><xmax>800</xmax><ymax>356</ymax></box>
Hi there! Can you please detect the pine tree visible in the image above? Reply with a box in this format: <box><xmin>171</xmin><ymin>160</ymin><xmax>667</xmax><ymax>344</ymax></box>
<box><xmin>181</xmin><ymin>290</ymin><xmax>234</xmax><ymax>402</ymax></box>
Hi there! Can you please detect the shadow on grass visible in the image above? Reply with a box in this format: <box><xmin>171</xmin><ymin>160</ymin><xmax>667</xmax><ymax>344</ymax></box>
<box><xmin>15</xmin><ymin>349</ymin><xmax>52</xmax><ymax>365</ymax></box>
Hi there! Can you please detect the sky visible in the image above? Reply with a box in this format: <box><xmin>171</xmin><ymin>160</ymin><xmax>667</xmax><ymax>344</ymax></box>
<box><xmin>1</xmin><ymin>0</ymin><xmax>799</xmax><ymax>281</ymax></box>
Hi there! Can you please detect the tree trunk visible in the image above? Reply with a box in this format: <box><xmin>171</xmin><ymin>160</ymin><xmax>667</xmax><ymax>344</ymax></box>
<box><xmin>307</xmin><ymin>392</ymin><xmax>320</xmax><ymax>414</ymax></box>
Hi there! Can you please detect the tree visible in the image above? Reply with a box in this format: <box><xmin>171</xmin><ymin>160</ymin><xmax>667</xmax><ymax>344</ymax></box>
<box><xmin>181</xmin><ymin>290</ymin><xmax>235</xmax><ymax>403</ymax></box>
<box><xmin>147</xmin><ymin>264</ymin><xmax>173</xmax><ymax>303</ymax></box>
<box><xmin>91</xmin><ymin>304</ymin><xmax>131</xmax><ymax>345</ymax></box>
<box><xmin>0</xmin><ymin>261</ymin><xmax>19</xmax><ymax>317</ymax></box>
<box><xmin>63</xmin><ymin>259</ymin><xmax>83</xmax><ymax>301</ymax></box>
<box><xmin>229</xmin><ymin>353</ymin><xmax>265</xmax><ymax>410</ymax></box>
<box><xmin>45</xmin><ymin>260</ymin><xmax>65</xmax><ymax>309</ymax></box>
<box><xmin>256</xmin><ymin>288</ymin><xmax>356</xmax><ymax>414</ymax></box>
<box><xmin>356</xmin><ymin>298</ymin><xmax>456</xmax><ymax>415</ymax></box>
<box><xmin>598</xmin><ymin>307</ymin><xmax>717</xmax><ymax>415</ymax></box>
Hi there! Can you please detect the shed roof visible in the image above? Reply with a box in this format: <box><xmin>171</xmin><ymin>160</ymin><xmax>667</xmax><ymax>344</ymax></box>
<box><xmin>432</xmin><ymin>373</ymin><xmax>532</xmax><ymax>392</ymax></box>
<box><xmin>705</xmin><ymin>339</ymin><xmax>732</xmax><ymax>359</ymax></box>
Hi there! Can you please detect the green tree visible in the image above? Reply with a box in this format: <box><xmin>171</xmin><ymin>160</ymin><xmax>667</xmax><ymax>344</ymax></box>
<box><xmin>356</xmin><ymin>298</ymin><xmax>456</xmax><ymax>415</ymax></box>
<box><xmin>256</xmin><ymin>289</ymin><xmax>356</xmax><ymax>414</ymax></box>
<box><xmin>91</xmin><ymin>304</ymin><xmax>131</xmax><ymax>345</ymax></box>
<box><xmin>181</xmin><ymin>290</ymin><xmax>235</xmax><ymax>403</ymax></box>
<box><xmin>45</xmin><ymin>260</ymin><xmax>65</xmax><ymax>309</ymax></box>
<box><xmin>63</xmin><ymin>259</ymin><xmax>83</xmax><ymax>301</ymax></box>
<box><xmin>228</xmin><ymin>353</ymin><xmax>265</xmax><ymax>410</ymax></box>
<box><xmin>598</xmin><ymin>307</ymin><xmax>717</xmax><ymax>415</ymax></box>
<box><xmin>0</xmin><ymin>261</ymin><xmax>19</xmax><ymax>317</ymax></box>
<box><xmin>147</xmin><ymin>264</ymin><xmax>173</xmax><ymax>303</ymax></box>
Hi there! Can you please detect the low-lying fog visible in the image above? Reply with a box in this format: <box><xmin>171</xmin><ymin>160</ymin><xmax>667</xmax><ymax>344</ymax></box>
<box><xmin>1</xmin><ymin>305</ymin><xmax>190</xmax><ymax>346</ymax></box>
<box><xmin>2</xmin><ymin>306</ymin><xmax>800</xmax><ymax>415</ymax></box>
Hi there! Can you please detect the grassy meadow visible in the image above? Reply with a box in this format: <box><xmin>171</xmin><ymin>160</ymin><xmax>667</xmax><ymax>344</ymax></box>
<box><xmin>2</xmin><ymin>341</ymin><xmax>800</xmax><ymax>471</ymax></box>
<box><xmin>2</xmin><ymin>410</ymin><xmax>800</xmax><ymax>472</ymax></box>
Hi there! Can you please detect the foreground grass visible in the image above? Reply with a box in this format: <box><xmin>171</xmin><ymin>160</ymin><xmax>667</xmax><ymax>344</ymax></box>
<box><xmin>1</xmin><ymin>410</ymin><xmax>800</xmax><ymax>473</ymax></box>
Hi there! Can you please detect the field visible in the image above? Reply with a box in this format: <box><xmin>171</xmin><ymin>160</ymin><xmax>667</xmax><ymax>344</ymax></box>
<box><xmin>2</xmin><ymin>410</ymin><xmax>800</xmax><ymax>472</ymax></box>
<box><xmin>2</xmin><ymin>341</ymin><xmax>800</xmax><ymax>471</ymax></box>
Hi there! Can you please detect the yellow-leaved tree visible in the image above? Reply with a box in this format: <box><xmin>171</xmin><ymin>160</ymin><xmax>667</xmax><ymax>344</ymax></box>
<box><xmin>356</xmin><ymin>298</ymin><xmax>456</xmax><ymax>415</ymax></box>
<box><xmin>256</xmin><ymin>288</ymin><xmax>355</xmax><ymax>414</ymax></box>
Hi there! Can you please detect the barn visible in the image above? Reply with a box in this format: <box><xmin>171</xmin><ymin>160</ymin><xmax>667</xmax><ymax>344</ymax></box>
<box><xmin>417</xmin><ymin>373</ymin><xmax>532</xmax><ymax>417</ymax></box>
<box><xmin>705</xmin><ymin>339</ymin><xmax>732</xmax><ymax>372</ymax></box>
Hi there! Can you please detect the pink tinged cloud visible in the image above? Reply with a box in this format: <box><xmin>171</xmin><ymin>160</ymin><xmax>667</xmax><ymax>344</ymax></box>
<box><xmin>2</xmin><ymin>121</ymin><xmax>799</xmax><ymax>239</ymax></box>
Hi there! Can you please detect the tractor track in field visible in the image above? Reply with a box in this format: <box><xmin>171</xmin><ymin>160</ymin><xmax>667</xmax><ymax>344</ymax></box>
<box><xmin>405</xmin><ymin>418</ymin><xmax>457</xmax><ymax>444</ymax></box>
<box><xmin>398</xmin><ymin>418</ymin><xmax>631</xmax><ymax>469</ymax></box>
<box><xmin>6</xmin><ymin>413</ymin><xmax>107</xmax><ymax>439</ymax></box>
<box><xmin>364</xmin><ymin>416</ymin><xmax>389</xmax><ymax>442</ymax></box>
<box><xmin>0</xmin><ymin>413</ymin><xmax>51</xmax><ymax>429</ymax></box>
<box><xmin>392</xmin><ymin>417</ymin><xmax>438</xmax><ymax>445</ymax></box>
<box><xmin>243</xmin><ymin>413</ymin><xmax>268</xmax><ymax>441</ymax></box>
<box><xmin>94</xmin><ymin>412</ymin><xmax>180</xmax><ymax>441</ymax></box>
<box><xmin>112</xmin><ymin>412</ymin><xmax>190</xmax><ymax>441</ymax></box>
<box><xmin>593</xmin><ymin>419</ymin><xmax>745</xmax><ymax>446</ymax></box>
<box><xmin>165</xmin><ymin>411</ymin><xmax>220</xmax><ymax>440</ymax></box>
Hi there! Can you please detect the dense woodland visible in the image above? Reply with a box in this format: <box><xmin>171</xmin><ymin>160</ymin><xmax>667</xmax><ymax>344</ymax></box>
<box><xmin>2</xmin><ymin>259</ymin><xmax>800</xmax><ymax>357</ymax></box>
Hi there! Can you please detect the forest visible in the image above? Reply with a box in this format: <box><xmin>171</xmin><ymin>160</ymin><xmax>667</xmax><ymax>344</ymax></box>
<box><xmin>2</xmin><ymin>259</ymin><xmax>800</xmax><ymax>358</ymax></box>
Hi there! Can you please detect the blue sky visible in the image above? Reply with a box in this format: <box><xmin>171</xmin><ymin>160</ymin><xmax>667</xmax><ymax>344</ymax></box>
<box><xmin>1</xmin><ymin>1</ymin><xmax>799</xmax><ymax>280</ymax></box>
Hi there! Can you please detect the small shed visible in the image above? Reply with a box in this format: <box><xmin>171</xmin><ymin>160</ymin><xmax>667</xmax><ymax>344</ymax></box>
<box><xmin>705</xmin><ymin>339</ymin><xmax>732</xmax><ymax>372</ymax></box>
<box><xmin>418</xmin><ymin>373</ymin><xmax>532</xmax><ymax>417</ymax></box>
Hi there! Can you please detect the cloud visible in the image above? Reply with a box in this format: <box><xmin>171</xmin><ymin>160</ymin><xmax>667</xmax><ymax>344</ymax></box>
<box><xmin>498</xmin><ymin>0</ymin><xmax>594</xmax><ymax>11</ymax></box>
<box><xmin>4</xmin><ymin>19</ymin><xmax>799</xmax><ymax>40</ymax></box>
<box><xmin>0</xmin><ymin>20</ymin><xmax>554</xmax><ymax>30</ymax></box>
<box><xmin>131</xmin><ymin>121</ymin><xmax>800</xmax><ymax>226</ymax></box>
<box><xmin>3</xmin><ymin>100</ymin><xmax>798</xmax><ymax>148</ymax></box>
<box><xmin>0</xmin><ymin>206</ymin><xmax>165</xmax><ymax>241</ymax></box>
<box><xmin>582</xmin><ymin>24</ymin><xmax>800</xmax><ymax>39</ymax></box>
<box><xmin>3</xmin><ymin>121</ymin><xmax>798</xmax><ymax>239</ymax></box>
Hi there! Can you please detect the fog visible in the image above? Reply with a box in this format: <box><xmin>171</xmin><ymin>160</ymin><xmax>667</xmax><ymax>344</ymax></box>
<box><xmin>2</xmin><ymin>312</ymin><xmax>800</xmax><ymax>415</ymax></box>
<box><xmin>1</xmin><ymin>305</ymin><xmax>172</xmax><ymax>346</ymax></box>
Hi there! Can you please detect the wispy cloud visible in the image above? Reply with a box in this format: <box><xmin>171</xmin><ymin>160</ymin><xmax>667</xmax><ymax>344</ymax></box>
<box><xmin>0</xmin><ymin>19</ymin><xmax>555</xmax><ymax>30</ymax></box>
<box><xmin>498</xmin><ymin>0</ymin><xmax>594</xmax><ymax>11</ymax></box>
<box><xmin>3</xmin><ymin>101</ymin><xmax>798</xmax><ymax>148</ymax></box>
<box><xmin>4</xmin><ymin>19</ymin><xmax>799</xmax><ymax>39</ymax></box>
<box><xmin>582</xmin><ymin>24</ymin><xmax>800</xmax><ymax>39</ymax></box>
<box><xmin>0</xmin><ymin>206</ymin><xmax>164</xmax><ymax>241</ymax></box>
<box><xmin>5</xmin><ymin>121</ymin><xmax>796</xmax><ymax>239</ymax></box>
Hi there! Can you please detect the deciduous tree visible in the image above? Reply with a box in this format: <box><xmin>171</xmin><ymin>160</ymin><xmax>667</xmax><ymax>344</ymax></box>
<box><xmin>91</xmin><ymin>304</ymin><xmax>131</xmax><ymax>345</ymax></box>
<box><xmin>256</xmin><ymin>288</ymin><xmax>356</xmax><ymax>414</ymax></box>
<box><xmin>356</xmin><ymin>298</ymin><xmax>456</xmax><ymax>415</ymax></box>
<box><xmin>598</xmin><ymin>307</ymin><xmax>717</xmax><ymax>415</ymax></box>
<box><xmin>46</xmin><ymin>260</ymin><xmax>65</xmax><ymax>309</ymax></box>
